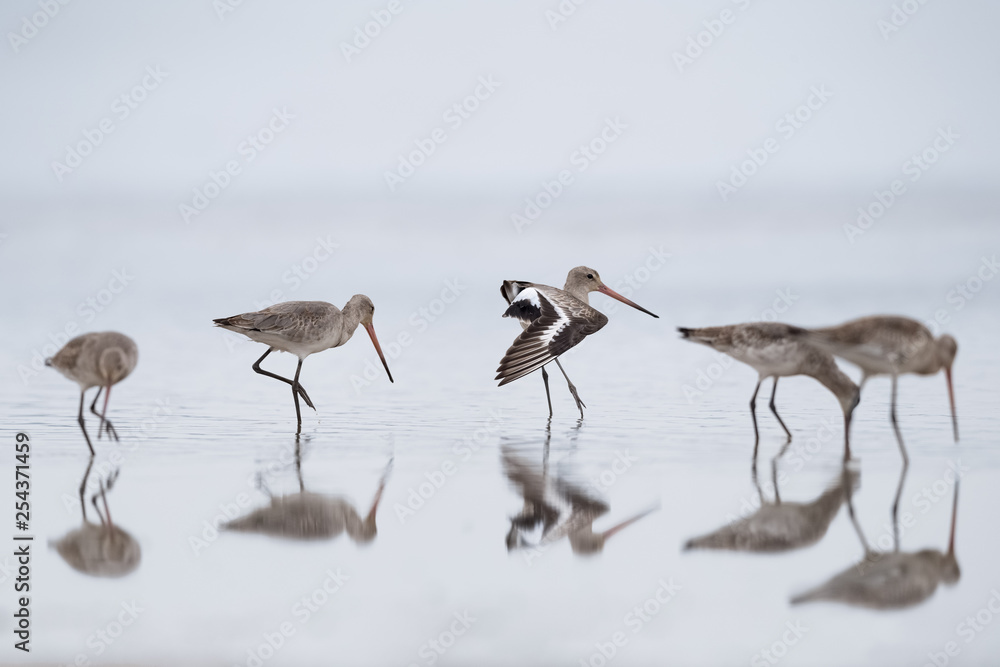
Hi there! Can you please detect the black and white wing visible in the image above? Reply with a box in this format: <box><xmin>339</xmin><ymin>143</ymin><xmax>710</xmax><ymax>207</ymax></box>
<box><xmin>495</xmin><ymin>287</ymin><xmax>607</xmax><ymax>386</ymax></box>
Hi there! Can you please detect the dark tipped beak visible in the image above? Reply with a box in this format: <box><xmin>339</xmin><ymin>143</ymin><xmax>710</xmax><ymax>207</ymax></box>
<box><xmin>600</xmin><ymin>505</ymin><xmax>659</xmax><ymax>541</ymax></box>
<box><xmin>597</xmin><ymin>284</ymin><xmax>659</xmax><ymax>318</ymax></box>
<box><xmin>945</xmin><ymin>367</ymin><xmax>958</xmax><ymax>442</ymax></box>
<box><xmin>363</xmin><ymin>322</ymin><xmax>394</xmax><ymax>383</ymax></box>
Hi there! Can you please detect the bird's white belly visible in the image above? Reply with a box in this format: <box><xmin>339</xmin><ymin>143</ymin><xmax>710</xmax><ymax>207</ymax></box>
<box><xmin>249</xmin><ymin>330</ymin><xmax>344</xmax><ymax>358</ymax></box>
<box><xmin>733</xmin><ymin>343</ymin><xmax>801</xmax><ymax>376</ymax></box>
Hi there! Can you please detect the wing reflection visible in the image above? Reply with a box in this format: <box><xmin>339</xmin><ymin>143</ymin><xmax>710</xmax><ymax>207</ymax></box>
<box><xmin>52</xmin><ymin>458</ymin><xmax>141</xmax><ymax>577</ymax></box>
<box><xmin>791</xmin><ymin>466</ymin><xmax>960</xmax><ymax>609</ymax></box>
<box><xmin>502</xmin><ymin>431</ymin><xmax>657</xmax><ymax>556</ymax></box>
<box><xmin>223</xmin><ymin>442</ymin><xmax>392</xmax><ymax>543</ymax></box>
<box><xmin>684</xmin><ymin>464</ymin><xmax>857</xmax><ymax>553</ymax></box>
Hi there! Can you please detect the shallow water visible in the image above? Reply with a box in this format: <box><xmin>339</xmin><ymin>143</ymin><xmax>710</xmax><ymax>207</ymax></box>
<box><xmin>3</xmin><ymin>202</ymin><xmax>1000</xmax><ymax>666</ymax></box>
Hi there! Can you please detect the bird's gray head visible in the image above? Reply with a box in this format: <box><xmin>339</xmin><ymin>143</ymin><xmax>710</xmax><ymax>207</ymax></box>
<box><xmin>345</xmin><ymin>294</ymin><xmax>393</xmax><ymax>383</ymax></box>
<box><xmin>940</xmin><ymin>552</ymin><xmax>961</xmax><ymax>584</ymax></box>
<box><xmin>345</xmin><ymin>515</ymin><xmax>378</xmax><ymax>544</ymax></box>
<box><xmin>936</xmin><ymin>334</ymin><xmax>958</xmax><ymax>370</ymax></box>
<box><xmin>565</xmin><ymin>266</ymin><xmax>604</xmax><ymax>294</ymax></box>
<box><xmin>568</xmin><ymin>531</ymin><xmax>606</xmax><ymax>555</ymax></box>
<box><xmin>345</xmin><ymin>294</ymin><xmax>376</xmax><ymax>325</ymax></box>
<box><xmin>98</xmin><ymin>347</ymin><xmax>132</xmax><ymax>385</ymax></box>
<box><xmin>564</xmin><ymin>266</ymin><xmax>659</xmax><ymax>318</ymax></box>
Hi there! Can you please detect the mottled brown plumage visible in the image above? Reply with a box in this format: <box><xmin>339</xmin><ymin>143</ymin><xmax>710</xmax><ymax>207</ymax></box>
<box><xmin>214</xmin><ymin>296</ymin><xmax>392</xmax><ymax>428</ymax></box>
<box><xmin>684</xmin><ymin>467</ymin><xmax>856</xmax><ymax>553</ymax></box>
<box><xmin>802</xmin><ymin>315</ymin><xmax>959</xmax><ymax>458</ymax></box>
<box><xmin>496</xmin><ymin>267</ymin><xmax>659</xmax><ymax>419</ymax></box>
<box><xmin>792</xmin><ymin>477</ymin><xmax>960</xmax><ymax>609</ymax></box>
<box><xmin>678</xmin><ymin>322</ymin><xmax>859</xmax><ymax>460</ymax></box>
<box><xmin>46</xmin><ymin>331</ymin><xmax>138</xmax><ymax>455</ymax></box>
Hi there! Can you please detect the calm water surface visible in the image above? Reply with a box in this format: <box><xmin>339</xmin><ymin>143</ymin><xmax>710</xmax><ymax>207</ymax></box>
<box><xmin>2</xmin><ymin>204</ymin><xmax>999</xmax><ymax>665</ymax></box>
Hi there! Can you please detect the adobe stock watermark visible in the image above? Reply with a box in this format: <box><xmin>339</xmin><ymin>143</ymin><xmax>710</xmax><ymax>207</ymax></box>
<box><xmin>580</xmin><ymin>578</ymin><xmax>681</xmax><ymax>667</ymax></box>
<box><xmin>179</xmin><ymin>107</ymin><xmax>294</xmax><ymax>224</ymax></box>
<box><xmin>681</xmin><ymin>288</ymin><xmax>799</xmax><ymax>403</ymax></box>
<box><xmin>7</xmin><ymin>0</ymin><xmax>73</xmax><ymax>54</ymax></box>
<box><xmin>877</xmin><ymin>0</ymin><xmax>932</xmax><ymax>40</ymax></box>
<box><xmin>340</xmin><ymin>0</ymin><xmax>415</xmax><ymax>62</ymax></box>
<box><xmin>545</xmin><ymin>0</ymin><xmax>592</xmax><ymax>31</ymax></box>
<box><xmin>188</xmin><ymin>442</ymin><xmax>300</xmax><ymax>557</ymax></box>
<box><xmin>716</xmin><ymin>85</ymin><xmax>832</xmax><ymax>202</ymax></box>
<box><xmin>61</xmin><ymin>398</ymin><xmax>175</xmax><ymax>516</ymax></box>
<box><xmin>61</xmin><ymin>601</ymin><xmax>144</xmax><ymax>665</ymax></box>
<box><xmin>922</xmin><ymin>254</ymin><xmax>998</xmax><ymax>337</ymax></box>
<box><xmin>856</xmin><ymin>460</ymin><xmax>967</xmax><ymax>575</ymax></box>
<box><xmin>511</xmin><ymin>117</ymin><xmax>628</xmax><ymax>233</ymax></box>
<box><xmin>843</xmin><ymin>126</ymin><xmax>958</xmax><ymax>244</ymax></box>
<box><xmin>407</xmin><ymin>611</ymin><xmax>477</xmax><ymax>667</ymax></box>
<box><xmin>750</xmin><ymin>620</ymin><xmax>808</xmax><ymax>666</ymax></box>
<box><xmin>16</xmin><ymin>267</ymin><xmax>135</xmax><ymax>385</ymax></box>
<box><xmin>383</xmin><ymin>76</ymin><xmax>501</xmax><ymax>192</ymax></box>
<box><xmin>234</xmin><ymin>567</ymin><xmax>350</xmax><ymax>667</ymax></box>
<box><xmin>602</xmin><ymin>246</ymin><xmax>671</xmax><ymax>316</ymax></box>
<box><xmin>922</xmin><ymin>589</ymin><xmax>1000</xmax><ymax>667</ymax></box>
<box><xmin>349</xmin><ymin>278</ymin><xmax>466</xmax><ymax>393</ymax></box>
<box><xmin>51</xmin><ymin>66</ymin><xmax>168</xmax><ymax>183</ymax></box>
<box><xmin>672</xmin><ymin>0</ymin><xmax>755</xmax><ymax>73</ymax></box>
<box><xmin>213</xmin><ymin>0</ymin><xmax>250</xmax><ymax>21</ymax></box>
<box><xmin>252</xmin><ymin>236</ymin><xmax>340</xmax><ymax>310</ymax></box>
<box><xmin>394</xmin><ymin>410</ymin><xmax>504</xmax><ymax>524</ymax></box>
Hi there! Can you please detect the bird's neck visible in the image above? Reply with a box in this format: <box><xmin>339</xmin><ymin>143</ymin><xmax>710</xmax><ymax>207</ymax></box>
<box><xmin>563</xmin><ymin>282</ymin><xmax>590</xmax><ymax>304</ymax></box>
<box><xmin>340</xmin><ymin>302</ymin><xmax>364</xmax><ymax>340</ymax></box>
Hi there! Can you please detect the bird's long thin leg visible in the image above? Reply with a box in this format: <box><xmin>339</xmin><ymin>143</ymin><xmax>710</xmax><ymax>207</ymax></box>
<box><xmin>78</xmin><ymin>456</ymin><xmax>94</xmax><ymax>523</ymax></box>
<box><xmin>770</xmin><ymin>438</ymin><xmax>794</xmax><ymax>505</ymax></box>
<box><xmin>77</xmin><ymin>391</ymin><xmax>95</xmax><ymax>456</ymax></box>
<box><xmin>541</xmin><ymin>366</ymin><xmax>553</xmax><ymax>419</ymax></box>
<box><xmin>768</xmin><ymin>378</ymin><xmax>792</xmax><ymax>442</ymax></box>
<box><xmin>88</xmin><ymin>387</ymin><xmax>118</xmax><ymax>441</ymax></box>
<box><xmin>749</xmin><ymin>378</ymin><xmax>763</xmax><ymax>462</ymax></box>
<box><xmin>889</xmin><ymin>373</ymin><xmax>908</xmax><ymax>466</ymax></box>
<box><xmin>294</xmin><ymin>434</ymin><xmax>304</xmax><ymax>493</ymax></box>
<box><xmin>252</xmin><ymin>348</ymin><xmax>315</xmax><ymax>411</ymax></box>
<box><xmin>291</xmin><ymin>359</ymin><xmax>306</xmax><ymax>428</ymax></box>
<box><xmin>554</xmin><ymin>359</ymin><xmax>586</xmax><ymax>419</ymax></box>
<box><xmin>843</xmin><ymin>464</ymin><xmax>872</xmax><ymax>556</ymax></box>
<box><xmin>891</xmin><ymin>457</ymin><xmax>907</xmax><ymax>553</ymax></box>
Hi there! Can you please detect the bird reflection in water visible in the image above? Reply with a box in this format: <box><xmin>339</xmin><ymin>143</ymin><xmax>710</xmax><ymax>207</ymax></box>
<box><xmin>684</xmin><ymin>461</ymin><xmax>857</xmax><ymax>553</ymax></box>
<box><xmin>502</xmin><ymin>428</ymin><xmax>657</xmax><ymax>556</ymax></box>
<box><xmin>223</xmin><ymin>442</ymin><xmax>392</xmax><ymax>543</ymax></box>
<box><xmin>52</xmin><ymin>458</ymin><xmax>141</xmax><ymax>577</ymax></box>
<box><xmin>792</xmin><ymin>466</ymin><xmax>960</xmax><ymax>609</ymax></box>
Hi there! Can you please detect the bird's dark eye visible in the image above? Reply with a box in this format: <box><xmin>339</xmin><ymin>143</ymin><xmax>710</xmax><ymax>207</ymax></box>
<box><xmin>587</xmin><ymin>274</ymin><xmax>594</xmax><ymax>280</ymax></box>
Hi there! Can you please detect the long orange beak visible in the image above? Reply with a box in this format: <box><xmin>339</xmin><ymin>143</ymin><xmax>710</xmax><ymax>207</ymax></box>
<box><xmin>600</xmin><ymin>505</ymin><xmax>659</xmax><ymax>541</ymax></box>
<box><xmin>364</xmin><ymin>322</ymin><xmax>393</xmax><ymax>383</ymax></box>
<box><xmin>597</xmin><ymin>284</ymin><xmax>659</xmax><ymax>318</ymax></box>
<box><xmin>945</xmin><ymin>367</ymin><xmax>958</xmax><ymax>442</ymax></box>
<box><xmin>99</xmin><ymin>384</ymin><xmax>112</xmax><ymax>440</ymax></box>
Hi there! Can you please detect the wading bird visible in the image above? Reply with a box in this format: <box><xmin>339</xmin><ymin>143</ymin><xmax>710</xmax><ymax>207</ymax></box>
<box><xmin>801</xmin><ymin>315</ymin><xmax>958</xmax><ymax>463</ymax></box>
<box><xmin>497</xmin><ymin>266</ymin><xmax>658</xmax><ymax>418</ymax></box>
<box><xmin>46</xmin><ymin>331</ymin><xmax>138</xmax><ymax>455</ymax></box>
<box><xmin>791</xmin><ymin>471</ymin><xmax>959</xmax><ymax>609</ymax></box>
<box><xmin>678</xmin><ymin>323</ymin><xmax>859</xmax><ymax>461</ymax></box>
<box><xmin>684</xmin><ymin>464</ymin><xmax>856</xmax><ymax>553</ymax></box>
<box><xmin>53</xmin><ymin>463</ymin><xmax>141</xmax><ymax>578</ymax></box>
<box><xmin>223</xmin><ymin>453</ymin><xmax>392</xmax><ymax>543</ymax></box>
<box><xmin>213</xmin><ymin>297</ymin><xmax>393</xmax><ymax>428</ymax></box>
<box><xmin>503</xmin><ymin>443</ymin><xmax>657</xmax><ymax>555</ymax></box>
